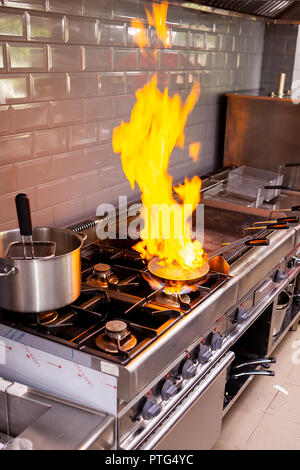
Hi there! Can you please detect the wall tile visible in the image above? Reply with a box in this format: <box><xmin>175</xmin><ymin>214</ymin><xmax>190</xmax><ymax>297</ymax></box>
<box><xmin>85</xmin><ymin>96</ymin><xmax>114</xmax><ymax>121</ymax></box>
<box><xmin>15</xmin><ymin>156</ymin><xmax>51</xmax><ymax>190</ymax></box>
<box><xmin>69</xmin><ymin>169</ymin><xmax>99</xmax><ymax>198</ymax></box>
<box><xmin>36</xmin><ymin>178</ymin><xmax>69</xmax><ymax>210</ymax></box>
<box><xmin>171</xmin><ymin>29</ymin><xmax>188</xmax><ymax>48</ymax></box>
<box><xmin>53</xmin><ymin>196</ymin><xmax>85</xmax><ymax>226</ymax></box>
<box><xmin>34</xmin><ymin>127</ymin><xmax>68</xmax><ymax>157</ymax></box>
<box><xmin>85</xmin><ymin>186</ymin><xmax>113</xmax><ymax>215</ymax></box>
<box><xmin>48</xmin><ymin>44</ymin><xmax>82</xmax><ymax>72</ymax></box>
<box><xmin>11</xmin><ymin>102</ymin><xmax>48</xmax><ymax>132</ymax></box>
<box><xmin>100</xmin><ymin>163</ymin><xmax>126</xmax><ymax>188</ymax></box>
<box><xmin>160</xmin><ymin>50</ymin><xmax>180</xmax><ymax>70</ymax></box>
<box><xmin>68</xmin><ymin>72</ymin><xmax>98</xmax><ymax>97</ymax></box>
<box><xmin>206</xmin><ymin>33</ymin><xmax>219</xmax><ymax>50</ymax></box>
<box><xmin>84</xmin><ymin>46</ymin><xmax>111</xmax><ymax>72</ymax></box>
<box><xmin>98</xmin><ymin>22</ymin><xmax>125</xmax><ymax>46</ymax></box>
<box><xmin>127</xmin><ymin>24</ymin><xmax>149</xmax><ymax>48</ymax></box>
<box><xmin>31</xmin><ymin>207</ymin><xmax>54</xmax><ymax>227</ymax></box>
<box><xmin>69</xmin><ymin>122</ymin><xmax>98</xmax><ymax>149</ymax></box>
<box><xmin>114</xmin><ymin>94</ymin><xmax>135</xmax><ymax>117</ymax></box>
<box><xmin>0</xmin><ymin>164</ymin><xmax>15</xmax><ymax>194</ymax></box>
<box><xmin>49</xmin><ymin>98</ymin><xmax>84</xmax><ymax>126</ymax></box>
<box><xmin>126</xmin><ymin>71</ymin><xmax>148</xmax><ymax>93</ymax></box>
<box><xmin>52</xmin><ymin>149</ymin><xmax>87</xmax><ymax>179</ymax></box>
<box><xmin>67</xmin><ymin>17</ymin><xmax>98</xmax><ymax>45</ymax></box>
<box><xmin>0</xmin><ymin>186</ymin><xmax>36</xmax><ymax>224</ymax></box>
<box><xmin>169</xmin><ymin>71</ymin><xmax>186</xmax><ymax>90</ymax></box>
<box><xmin>0</xmin><ymin>75</ymin><xmax>29</xmax><ymax>103</ymax></box>
<box><xmin>114</xmin><ymin>48</ymin><xmax>138</xmax><ymax>71</ymax></box>
<box><xmin>0</xmin><ymin>11</ymin><xmax>24</xmax><ymax>39</ymax></box>
<box><xmin>98</xmin><ymin>72</ymin><xmax>125</xmax><ymax>95</ymax></box>
<box><xmin>0</xmin><ymin>132</ymin><xmax>33</xmax><ymax>165</ymax></box>
<box><xmin>48</xmin><ymin>0</ymin><xmax>82</xmax><ymax>15</ymax></box>
<box><xmin>0</xmin><ymin>105</ymin><xmax>10</xmax><ymax>135</ymax></box>
<box><xmin>190</xmin><ymin>32</ymin><xmax>205</xmax><ymax>49</ymax></box>
<box><xmin>31</xmin><ymin>73</ymin><xmax>68</xmax><ymax>100</ymax></box>
<box><xmin>7</xmin><ymin>43</ymin><xmax>47</xmax><ymax>71</ymax></box>
<box><xmin>98</xmin><ymin>119</ymin><xmax>115</xmax><ymax>144</ymax></box>
<box><xmin>27</xmin><ymin>12</ymin><xmax>65</xmax><ymax>43</ymax></box>
<box><xmin>4</xmin><ymin>0</ymin><xmax>45</xmax><ymax>10</ymax></box>
<box><xmin>139</xmin><ymin>49</ymin><xmax>159</xmax><ymax>70</ymax></box>
<box><xmin>84</xmin><ymin>0</ymin><xmax>112</xmax><ymax>18</ymax></box>
<box><xmin>85</xmin><ymin>144</ymin><xmax>113</xmax><ymax>169</ymax></box>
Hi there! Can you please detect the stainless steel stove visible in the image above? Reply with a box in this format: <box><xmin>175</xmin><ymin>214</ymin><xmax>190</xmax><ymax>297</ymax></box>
<box><xmin>0</xmin><ymin>202</ymin><xmax>299</xmax><ymax>450</ymax></box>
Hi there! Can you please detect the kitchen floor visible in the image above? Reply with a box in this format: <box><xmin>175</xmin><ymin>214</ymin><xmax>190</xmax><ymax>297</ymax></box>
<box><xmin>212</xmin><ymin>322</ymin><xmax>300</xmax><ymax>450</ymax></box>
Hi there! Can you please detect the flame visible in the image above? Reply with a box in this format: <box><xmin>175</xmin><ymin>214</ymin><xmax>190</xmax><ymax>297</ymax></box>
<box><xmin>146</xmin><ymin>1</ymin><xmax>171</xmax><ymax>47</ymax></box>
<box><xmin>189</xmin><ymin>142</ymin><xmax>201</xmax><ymax>161</ymax></box>
<box><xmin>112</xmin><ymin>1</ymin><xmax>206</xmax><ymax>277</ymax></box>
<box><xmin>130</xmin><ymin>19</ymin><xmax>148</xmax><ymax>50</ymax></box>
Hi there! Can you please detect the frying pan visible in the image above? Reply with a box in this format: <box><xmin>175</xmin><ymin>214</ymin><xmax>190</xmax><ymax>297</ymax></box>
<box><xmin>148</xmin><ymin>235</ymin><xmax>270</xmax><ymax>290</ymax></box>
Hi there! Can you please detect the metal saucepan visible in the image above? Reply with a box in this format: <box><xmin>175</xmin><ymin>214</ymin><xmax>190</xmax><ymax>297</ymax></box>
<box><xmin>0</xmin><ymin>227</ymin><xmax>83</xmax><ymax>313</ymax></box>
<box><xmin>148</xmin><ymin>235</ymin><xmax>270</xmax><ymax>290</ymax></box>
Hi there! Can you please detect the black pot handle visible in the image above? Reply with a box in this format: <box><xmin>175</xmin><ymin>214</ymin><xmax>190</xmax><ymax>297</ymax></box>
<box><xmin>15</xmin><ymin>193</ymin><xmax>32</xmax><ymax>238</ymax></box>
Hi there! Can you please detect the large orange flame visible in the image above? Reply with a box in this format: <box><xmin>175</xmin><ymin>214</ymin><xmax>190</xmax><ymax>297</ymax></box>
<box><xmin>112</xmin><ymin>1</ymin><xmax>205</xmax><ymax>275</ymax></box>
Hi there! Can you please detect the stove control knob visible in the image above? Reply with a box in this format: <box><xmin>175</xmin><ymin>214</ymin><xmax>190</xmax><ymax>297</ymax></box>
<box><xmin>181</xmin><ymin>359</ymin><xmax>196</xmax><ymax>380</ymax></box>
<box><xmin>211</xmin><ymin>332</ymin><xmax>223</xmax><ymax>350</ymax></box>
<box><xmin>275</xmin><ymin>269</ymin><xmax>286</xmax><ymax>283</ymax></box>
<box><xmin>198</xmin><ymin>345</ymin><xmax>212</xmax><ymax>364</ymax></box>
<box><xmin>161</xmin><ymin>379</ymin><xmax>177</xmax><ymax>401</ymax></box>
<box><xmin>236</xmin><ymin>307</ymin><xmax>248</xmax><ymax>324</ymax></box>
<box><xmin>141</xmin><ymin>398</ymin><xmax>161</xmax><ymax>420</ymax></box>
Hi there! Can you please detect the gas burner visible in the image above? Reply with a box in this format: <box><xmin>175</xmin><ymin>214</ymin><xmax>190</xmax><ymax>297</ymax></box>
<box><xmin>154</xmin><ymin>291</ymin><xmax>191</xmax><ymax>308</ymax></box>
<box><xmin>95</xmin><ymin>320</ymin><xmax>137</xmax><ymax>354</ymax></box>
<box><xmin>91</xmin><ymin>263</ymin><xmax>119</xmax><ymax>288</ymax></box>
<box><xmin>37</xmin><ymin>311</ymin><xmax>59</xmax><ymax>325</ymax></box>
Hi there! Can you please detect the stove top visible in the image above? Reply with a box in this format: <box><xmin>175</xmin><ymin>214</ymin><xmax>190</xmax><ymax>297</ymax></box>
<box><xmin>0</xmin><ymin>239</ymin><xmax>230</xmax><ymax>366</ymax></box>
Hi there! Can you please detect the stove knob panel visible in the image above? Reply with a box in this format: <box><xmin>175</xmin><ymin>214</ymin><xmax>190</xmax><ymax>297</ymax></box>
<box><xmin>236</xmin><ymin>307</ymin><xmax>249</xmax><ymax>324</ymax></box>
<box><xmin>161</xmin><ymin>379</ymin><xmax>177</xmax><ymax>401</ymax></box>
<box><xmin>181</xmin><ymin>359</ymin><xmax>196</xmax><ymax>380</ymax></box>
<box><xmin>211</xmin><ymin>332</ymin><xmax>223</xmax><ymax>350</ymax></box>
<box><xmin>141</xmin><ymin>398</ymin><xmax>161</xmax><ymax>420</ymax></box>
<box><xmin>198</xmin><ymin>345</ymin><xmax>212</xmax><ymax>364</ymax></box>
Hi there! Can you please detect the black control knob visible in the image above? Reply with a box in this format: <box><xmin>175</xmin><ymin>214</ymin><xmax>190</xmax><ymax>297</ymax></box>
<box><xmin>275</xmin><ymin>269</ymin><xmax>286</xmax><ymax>283</ymax></box>
<box><xmin>236</xmin><ymin>307</ymin><xmax>248</xmax><ymax>324</ymax></box>
<box><xmin>181</xmin><ymin>359</ymin><xmax>196</xmax><ymax>379</ymax></box>
<box><xmin>198</xmin><ymin>345</ymin><xmax>212</xmax><ymax>364</ymax></box>
<box><xmin>161</xmin><ymin>379</ymin><xmax>177</xmax><ymax>401</ymax></box>
<box><xmin>211</xmin><ymin>332</ymin><xmax>223</xmax><ymax>350</ymax></box>
<box><xmin>141</xmin><ymin>398</ymin><xmax>161</xmax><ymax>420</ymax></box>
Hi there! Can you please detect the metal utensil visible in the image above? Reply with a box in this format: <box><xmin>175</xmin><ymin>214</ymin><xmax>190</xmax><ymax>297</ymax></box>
<box><xmin>5</xmin><ymin>194</ymin><xmax>56</xmax><ymax>260</ymax></box>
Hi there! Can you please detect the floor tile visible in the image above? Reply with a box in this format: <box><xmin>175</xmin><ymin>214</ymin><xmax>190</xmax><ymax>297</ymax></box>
<box><xmin>242</xmin><ymin>414</ymin><xmax>300</xmax><ymax>450</ymax></box>
<box><xmin>265</xmin><ymin>381</ymin><xmax>300</xmax><ymax>425</ymax></box>
<box><xmin>215</xmin><ymin>404</ymin><xmax>264</xmax><ymax>449</ymax></box>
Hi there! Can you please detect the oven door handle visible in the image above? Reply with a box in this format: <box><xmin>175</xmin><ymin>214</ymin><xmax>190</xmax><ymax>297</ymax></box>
<box><xmin>131</xmin><ymin>351</ymin><xmax>235</xmax><ymax>451</ymax></box>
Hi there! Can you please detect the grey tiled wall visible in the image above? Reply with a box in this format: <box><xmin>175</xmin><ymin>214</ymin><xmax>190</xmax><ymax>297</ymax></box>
<box><xmin>0</xmin><ymin>0</ymin><xmax>265</xmax><ymax>230</ymax></box>
<box><xmin>260</xmin><ymin>23</ymin><xmax>298</xmax><ymax>93</ymax></box>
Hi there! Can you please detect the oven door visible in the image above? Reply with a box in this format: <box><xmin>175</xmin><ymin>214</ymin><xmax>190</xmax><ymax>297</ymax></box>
<box><xmin>136</xmin><ymin>351</ymin><xmax>235</xmax><ymax>450</ymax></box>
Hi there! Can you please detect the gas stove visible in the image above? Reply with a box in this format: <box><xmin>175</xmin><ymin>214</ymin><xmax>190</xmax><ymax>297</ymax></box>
<box><xmin>0</xmin><ymin>202</ymin><xmax>299</xmax><ymax>450</ymax></box>
<box><xmin>0</xmin><ymin>239</ymin><xmax>229</xmax><ymax>367</ymax></box>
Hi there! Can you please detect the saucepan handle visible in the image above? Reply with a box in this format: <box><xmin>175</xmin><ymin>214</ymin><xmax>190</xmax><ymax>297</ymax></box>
<box><xmin>0</xmin><ymin>259</ymin><xmax>18</xmax><ymax>277</ymax></box>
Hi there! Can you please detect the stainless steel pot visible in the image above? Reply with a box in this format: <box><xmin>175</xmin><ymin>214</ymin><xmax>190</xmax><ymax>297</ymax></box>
<box><xmin>0</xmin><ymin>227</ymin><xmax>83</xmax><ymax>313</ymax></box>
